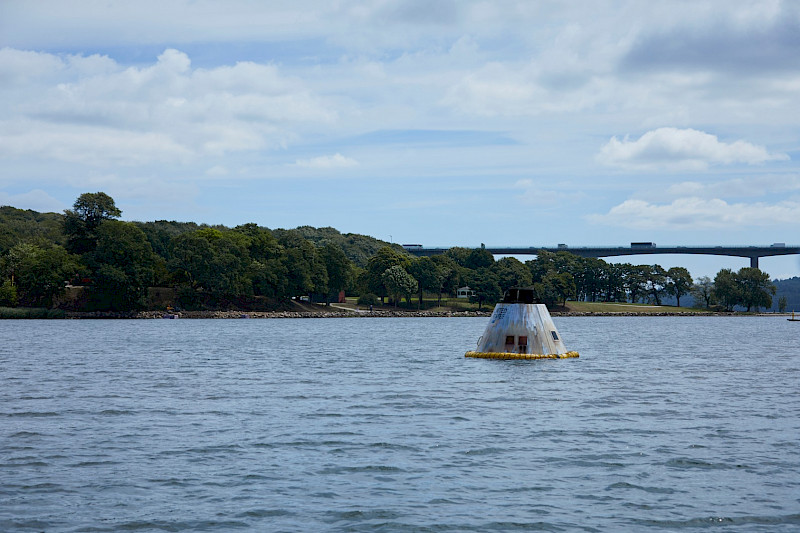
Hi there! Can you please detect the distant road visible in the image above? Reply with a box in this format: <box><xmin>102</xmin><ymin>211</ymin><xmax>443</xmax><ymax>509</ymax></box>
<box><xmin>404</xmin><ymin>244</ymin><xmax>800</xmax><ymax>269</ymax></box>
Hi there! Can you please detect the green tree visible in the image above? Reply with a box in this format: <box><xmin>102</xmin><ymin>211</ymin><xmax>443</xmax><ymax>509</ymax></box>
<box><xmin>444</xmin><ymin>246</ymin><xmax>471</xmax><ymax>268</ymax></box>
<box><xmin>409</xmin><ymin>256</ymin><xmax>442</xmax><ymax>308</ymax></box>
<box><xmin>0</xmin><ymin>279</ymin><xmax>17</xmax><ymax>306</ymax></box>
<box><xmin>234</xmin><ymin>223</ymin><xmax>287</xmax><ymax>298</ymax></box>
<box><xmin>665</xmin><ymin>266</ymin><xmax>693</xmax><ymax>307</ymax></box>
<box><xmin>713</xmin><ymin>268</ymin><xmax>740</xmax><ymax>311</ymax></box>
<box><xmin>644</xmin><ymin>265</ymin><xmax>667</xmax><ymax>305</ymax></box>
<box><xmin>491</xmin><ymin>257</ymin><xmax>532</xmax><ymax>294</ymax></box>
<box><xmin>691</xmin><ymin>276</ymin><xmax>715</xmax><ymax>309</ymax></box>
<box><xmin>365</xmin><ymin>246</ymin><xmax>411</xmax><ymax>303</ymax></box>
<box><xmin>603</xmin><ymin>263</ymin><xmax>627</xmax><ymax>302</ymax></box>
<box><xmin>465</xmin><ymin>247</ymin><xmax>494</xmax><ymax>270</ymax></box>
<box><xmin>467</xmin><ymin>268</ymin><xmax>502</xmax><ymax>310</ymax></box>
<box><xmin>8</xmin><ymin>243</ymin><xmax>81</xmax><ymax>308</ymax></box>
<box><xmin>535</xmin><ymin>271</ymin><xmax>575</xmax><ymax>307</ymax></box>
<box><xmin>736</xmin><ymin>267</ymin><xmax>775</xmax><ymax>312</ymax></box>
<box><xmin>168</xmin><ymin>228</ymin><xmax>251</xmax><ymax>301</ymax></box>
<box><xmin>778</xmin><ymin>295</ymin><xmax>788</xmax><ymax>313</ymax></box>
<box><xmin>88</xmin><ymin>221</ymin><xmax>156</xmax><ymax>311</ymax></box>
<box><xmin>63</xmin><ymin>192</ymin><xmax>122</xmax><ymax>254</ymax></box>
<box><xmin>624</xmin><ymin>264</ymin><xmax>649</xmax><ymax>303</ymax></box>
<box><xmin>280</xmin><ymin>231</ymin><xmax>327</xmax><ymax>299</ymax></box>
<box><xmin>382</xmin><ymin>265</ymin><xmax>417</xmax><ymax>307</ymax></box>
<box><xmin>319</xmin><ymin>243</ymin><xmax>352</xmax><ymax>304</ymax></box>
<box><xmin>430</xmin><ymin>254</ymin><xmax>460</xmax><ymax>305</ymax></box>
<box><xmin>577</xmin><ymin>257</ymin><xmax>609</xmax><ymax>302</ymax></box>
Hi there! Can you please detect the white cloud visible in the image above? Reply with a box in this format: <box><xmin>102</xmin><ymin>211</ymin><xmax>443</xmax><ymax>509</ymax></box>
<box><xmin>588</xmin><ymin>197</ymin><xmax>800</xmax><ymax>229</ymax></box>
<box><xmin>597</xmin><ymin>127</ymin><xmax>789</xmax><ymax>171</ymax></box>
<box><xmin>0</xmin><ymin>48</ymin><xmax>335</xmax><ymax>168</ymax></box>
<box><xmin>205</xmin><ymin>165</ymin><xmax>229</xmax><ymax>176</ymax></box>
<box><xmin>661</xmin><ymin>174</ymin><xmax>800</xmax><ymax>200</ymax></box>
<box><xmin>0</xmin><ymin>189</ymin><xmax>64</xmax><ymax>213</ymax></box>
<box><xmin>294</xmin><ymin>153</ymin><xmax>359</xmax><ymax>169</ymax></box>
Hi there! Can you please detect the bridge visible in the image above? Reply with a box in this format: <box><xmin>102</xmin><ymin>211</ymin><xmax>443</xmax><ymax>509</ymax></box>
<box><xmin>404</xmin><ymin>244</ymin><xmax>800</xmax><ymax>269</ymax></box>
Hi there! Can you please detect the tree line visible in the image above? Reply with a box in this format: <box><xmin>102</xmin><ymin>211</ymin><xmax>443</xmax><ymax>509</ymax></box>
<box><xmin>0</xmin><ymin>192</ymin><xmax>778</xmax><ymax>312</ymax></box>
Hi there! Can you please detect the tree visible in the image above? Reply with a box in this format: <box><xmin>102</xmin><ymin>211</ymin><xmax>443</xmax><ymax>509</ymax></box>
<box><xmin>63</xmin><ymin>192</ymin><xmax>122</xmax><ymax>254</ymax></box>
<box><xmin>778</xmin><ymin>295</ymin><xmax>788</xmax><ymax>313</ymax></box>
<box><xmin>713</xmin><ymin>269</ymin><xmax>740</xmax><ymax>311</ymax></box>
<box><xmin>465</xmin><ymin>247</ymin><xmax>494</xmax><ymax>270</ymax></box>
<box><xmin>0</xmin><ymin>279</ymin><xmax>17</xmax><ymax>306</ymax></box>
<box><xmin>8</xmin><ymin>244</ymin><xmax>81</xmax><ymax>307</ymax></box>
<box><xmin>644</xmin><ymin>265</ymin><xmax>667</xmax><ymax>305</ymax></box>
<box><xmin>234</xmin><ymin>223</ymin><xmax>287</xmax><ymax>298</ymax></box>
<box><xmin>444</xmin><ymin>246</ymin><xmax>471</xmax><ymax>268</ymax></box>
<box><xmin>430</xmin><ymin>254</ymin><xmax>460</xmax><ymax>305</ymax></box>
<box><xmin>279</xmin><ymin>231</ymin><xmax>325</xmax><ymax>299</ymax></box>
<box><xmin>665</xmin><ymin>266</ymin><xmax>693</xmax><ymax>307</ymax></box>
<box><xmin>382</xmin><ymin>265</ymin><xmax>417</xmax><ymax>307</ymax></box>
<box><xmin>491</xmin><ymin>257</ymin><xmax>532</xmax><ymax>294</ymax></box>
<box><xmin>624</xmin><ymin>264</ymin><xmax>649</xmax><ymax>303</ymax></box>
<box><xmin>365</xmin><ymin>246</ymin><xmax>411</xmax><ymax>303</ymax></box>
<box><xmin>736</xmin><ymin>267</ymin><xmax>775</xmax><ymax>312</ymax></box>
<box><xmin>691</xmin><ymin>276</ymin><xmax>715</xmax><ymax>309</ymax></box>
<box><xmin>319</xmin><ymin>243</ymin><xmax>352</xmax><ymax>304</ymax></box>
<box><xmin>88</xmin><ymin>221</ymin><xmax>156</xmax><ymax>310</ymax></box>
<box><xmin>409</xmin><ymin>256</ymin><xmax>442</xmax><ymax>308</ymax></box>
<box><xmin>535</xmin><ymin>271</ymin><xmax>575</xmax><ymax>307</ymax></box>
<box><xmin>467</xmin><ymin>268</ymin><xmax>502</xmax><ymax>310</ymax></box>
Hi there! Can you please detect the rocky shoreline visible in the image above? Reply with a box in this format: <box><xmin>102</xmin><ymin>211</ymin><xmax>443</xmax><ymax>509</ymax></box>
<box><xmin>60</xmin><ymin>309</ymin><xmax>740</xmax><ymax>319</ymax></box>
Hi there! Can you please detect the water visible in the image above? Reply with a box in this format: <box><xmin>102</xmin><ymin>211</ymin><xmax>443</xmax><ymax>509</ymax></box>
<box><xmin>1</xmin><ymin>316</ymin><xmax>798</xmax><ymax>532</ymax></box>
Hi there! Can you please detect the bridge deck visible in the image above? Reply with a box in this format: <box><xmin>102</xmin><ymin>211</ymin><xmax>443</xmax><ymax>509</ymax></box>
<box><xmin>408</xmin><ymin>245</ymin><xmax>800</xmax><ymax>268</ymax></box>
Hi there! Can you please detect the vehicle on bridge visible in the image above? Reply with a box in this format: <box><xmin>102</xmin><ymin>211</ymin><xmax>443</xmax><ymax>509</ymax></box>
<box><xmin>402</xmin><ymin>244</ymin><xmax>423</xmax><ymax>250</ymax></box>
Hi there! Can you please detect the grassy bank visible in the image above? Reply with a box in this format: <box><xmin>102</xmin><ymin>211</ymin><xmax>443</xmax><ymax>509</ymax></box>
<box><xmin>564</xmin><ymin>301</ymin><xmax>707</xmax><ymax>314</ymax></box>
<box><xmin>0</xmin><ymin>307</ymin><xmax>66</xmax><ymax>319</ymax></box>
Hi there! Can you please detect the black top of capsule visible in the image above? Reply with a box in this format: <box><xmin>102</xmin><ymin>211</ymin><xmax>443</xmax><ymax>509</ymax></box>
<box><xmin>502</xmin><ymin>287</ymin><xmax>537</xmax><ymax>304</ymax></box>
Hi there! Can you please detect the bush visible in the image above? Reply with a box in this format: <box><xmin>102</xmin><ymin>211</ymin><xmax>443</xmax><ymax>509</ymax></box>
<box><xmin>0</xmin><ymin>281</ymin><xmax>18</xmax><ymax>307</ymax></box>
<box><xmin>357</xmin><ymin>293</ymin><xmax>379</xmax><ymax>306</ymax></box>
<box><xmin>0</xmin><ymin>307</ymin><xmax>65</xmax><ymax>319</ymax></box>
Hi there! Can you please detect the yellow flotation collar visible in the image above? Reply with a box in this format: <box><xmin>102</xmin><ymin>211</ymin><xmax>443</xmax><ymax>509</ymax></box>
<box><xmin>465</xmin><ymin>351</ymin><xmax>579</xmax><ymax>360</ymax></box>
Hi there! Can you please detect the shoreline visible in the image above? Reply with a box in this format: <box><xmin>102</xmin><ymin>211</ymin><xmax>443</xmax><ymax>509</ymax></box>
<box><xmin>55</xmin><ymin>309</ymin><xmax>780</xmax><ymax>319</ymax></box>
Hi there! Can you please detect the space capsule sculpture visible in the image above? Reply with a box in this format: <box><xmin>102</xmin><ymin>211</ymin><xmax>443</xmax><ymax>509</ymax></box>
<box><xmin>465</xmin><ymin>288</ymin><xmax>579</xmax><ymax>360</ymax></box>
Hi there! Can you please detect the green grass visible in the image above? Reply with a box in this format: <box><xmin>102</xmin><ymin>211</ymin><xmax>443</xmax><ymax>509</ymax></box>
<box><xmin>0</xmin><ymin>307</ymin><xmax>66</xmax><ymax>319</ymax></box>
<box><xmin>564</xmin><ymin>301</ymin><xmax>705</xmax><ymax>313</ymax></box>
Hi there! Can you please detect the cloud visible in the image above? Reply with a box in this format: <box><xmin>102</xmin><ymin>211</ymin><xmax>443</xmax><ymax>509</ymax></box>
<box><xmin>661</xmin><ymin>174</ymin><xmax>800</xmax><ymax>200</ymax></box>
<box><xmin>0</xmin><ymin>48</ymin><xmax>335</xmax><ymax>168</ymax></box>
<box><xmin>513</xmin><ymin>178</ymin><xmax>587</xmax><ymax>209</ymax></box>
<box><xmin>621</xmin><ymin>4</ymin><xmax>800</xmax><ymax>75</ymax></box>
<box><xmin>597</xmin><ymin>128</ymin><xmax>789</xmax><ymax>171</ymax></box>
<box><xmin>588</xmin><ymin>197</ymin><xmax>800</xmax><ymax>229</ymax></box>
<box><xmin>0</xmin><ymin>189</ymin><xmax>64</xmax><ymax>213</ymax></box>
<box><xmin>294</xmin><ymin>153</ymin><xmax>359</xmax><ymax>169</ymax></box>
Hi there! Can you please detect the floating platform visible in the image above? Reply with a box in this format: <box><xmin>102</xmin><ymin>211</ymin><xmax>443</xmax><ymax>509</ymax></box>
<box><xmin>465</xmin><ymin>351</ymin><xmax>579</xmax><ymax>360</ymax></box>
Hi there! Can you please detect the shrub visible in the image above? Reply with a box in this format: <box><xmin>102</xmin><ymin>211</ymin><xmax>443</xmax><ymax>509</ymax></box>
<box><xmin>0</xmin><ymin>307</ymin><xmax>65</xmax><ymax>319</ymax></box>
<box><xmin>0</xmin><ymin>281</ymin><xmax>18</xmax><ymax>307</ymax></box>
<box><xmin>357</xmin><ymin>293</ymin><xmax>379</xmax><ymax>306</ymax></box>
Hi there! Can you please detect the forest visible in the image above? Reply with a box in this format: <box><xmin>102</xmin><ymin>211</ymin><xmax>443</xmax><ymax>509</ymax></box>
<box><xmin>0</xmin><ymin>192</ymin><xmax>790</xmax><ymax>314</ymax></box>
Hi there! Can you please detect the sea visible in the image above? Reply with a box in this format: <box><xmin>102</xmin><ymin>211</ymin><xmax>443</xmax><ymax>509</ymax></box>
<box><xmin>1</xmin><ymin>316</ymin><xmax>798</xmax><ymax>532</ymax></box>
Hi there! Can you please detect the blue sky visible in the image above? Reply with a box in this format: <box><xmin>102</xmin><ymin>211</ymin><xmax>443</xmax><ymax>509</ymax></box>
<box><xmin>1</xmin><ymin>0</ymin><xmax>799</xmax><ymax>279</ymax></box>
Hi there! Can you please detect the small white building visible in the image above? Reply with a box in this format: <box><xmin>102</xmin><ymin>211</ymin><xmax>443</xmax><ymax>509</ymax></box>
<box><xmin>456</xmin><ymin>286</ymin><xmax>476</xmax><ymax>299</ymax></box>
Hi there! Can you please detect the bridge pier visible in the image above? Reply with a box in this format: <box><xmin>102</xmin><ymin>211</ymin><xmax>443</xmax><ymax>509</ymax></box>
<box><xmin>750</xmin><ymin>257</ymin><xmax>759</xmax><ymax>269</ymax></box>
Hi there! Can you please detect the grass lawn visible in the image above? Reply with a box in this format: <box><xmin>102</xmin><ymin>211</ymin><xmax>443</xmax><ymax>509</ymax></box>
<box><xmin>565</xmin><ymin>301</ymin><xmax>706</xmax><ymax>313</ymax></box>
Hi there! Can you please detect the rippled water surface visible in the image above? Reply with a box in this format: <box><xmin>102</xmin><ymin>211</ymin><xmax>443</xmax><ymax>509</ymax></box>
<box><xmin>1</xmin><ymin>316</ymin><xmax>799</xmax><ymax>532</ymax></box>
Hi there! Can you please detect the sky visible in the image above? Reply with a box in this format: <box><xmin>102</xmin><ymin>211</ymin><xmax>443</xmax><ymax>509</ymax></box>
<box><xmin>1</xmin><ymin>0</ymin><xmax>799</xmax><ymax>279</ymax></box>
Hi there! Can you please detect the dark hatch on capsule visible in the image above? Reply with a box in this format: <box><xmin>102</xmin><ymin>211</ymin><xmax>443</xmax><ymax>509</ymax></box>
<box><xmin>502</xmin><ymin>288</ymin><xmax>537</xmax><ymax>304</ymax></box>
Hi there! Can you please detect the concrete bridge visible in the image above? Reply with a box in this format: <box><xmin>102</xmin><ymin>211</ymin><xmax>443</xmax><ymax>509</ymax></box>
<box><xmin>404</xmin><ymin>244</ymin><xmax>800</xmax><ymax>269</ymax></box>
